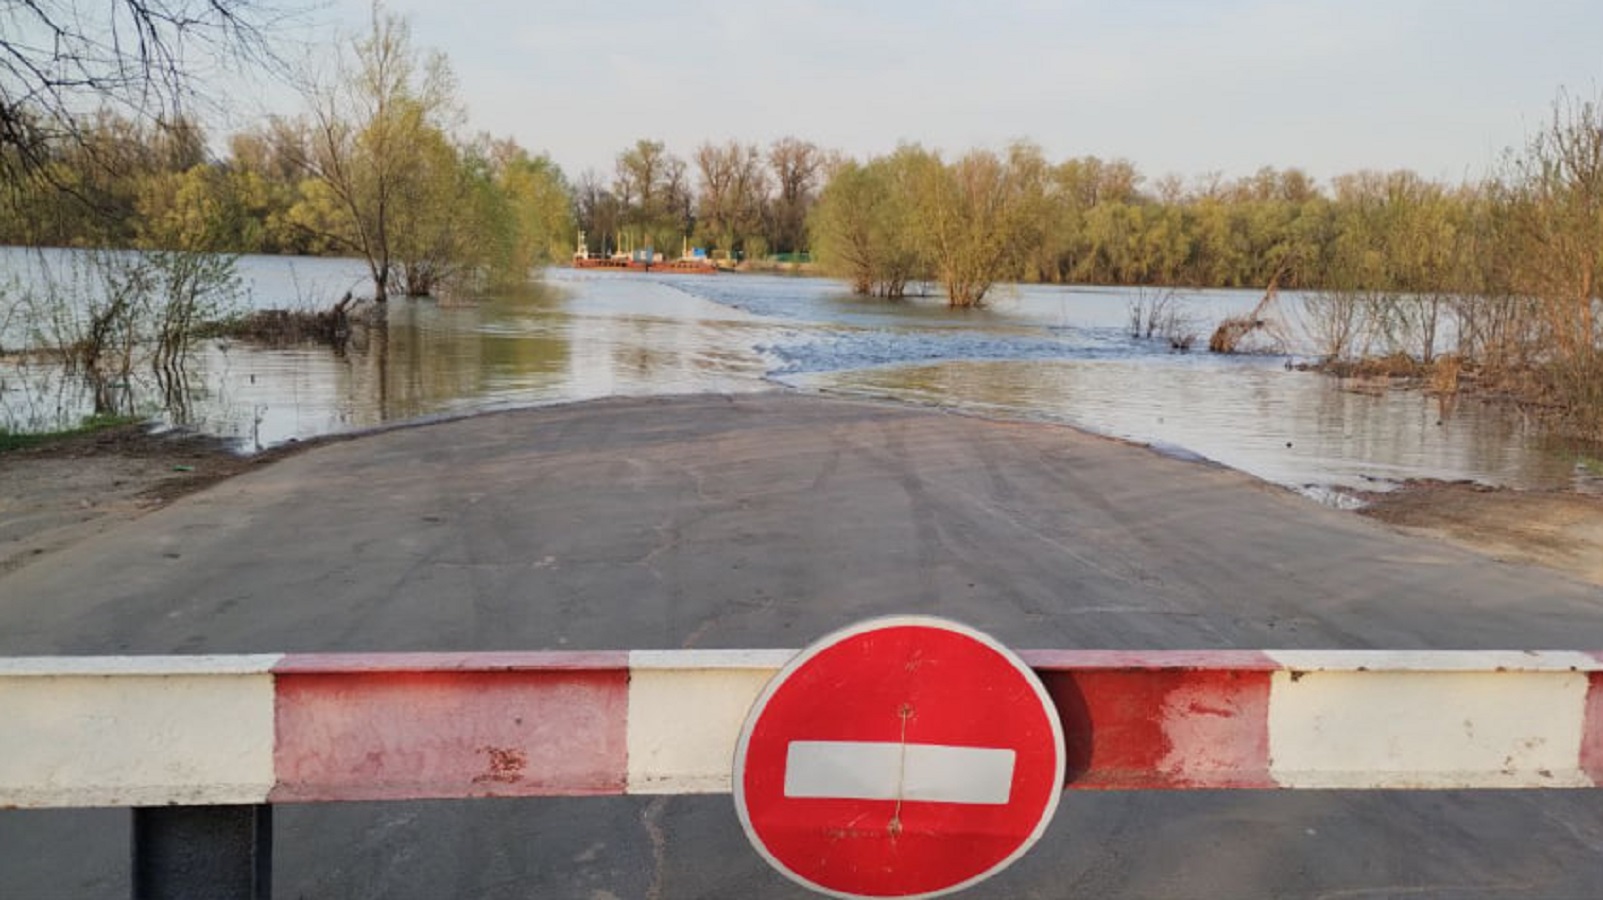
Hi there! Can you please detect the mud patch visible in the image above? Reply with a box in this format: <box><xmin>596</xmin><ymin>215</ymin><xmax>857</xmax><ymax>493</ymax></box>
<box><xmin>1359</xmin><ymin>480</ymin><xmax>1603</xmax><ymax>586</ymax></box>
<box><xmin>0</xmin><ymin>425</ymin><xmax>322</xmax><ymax>577</ymax></box>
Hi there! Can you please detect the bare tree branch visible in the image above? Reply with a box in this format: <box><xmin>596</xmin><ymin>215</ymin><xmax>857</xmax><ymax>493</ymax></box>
<box><xmin>1</xmin><ymin>0</ymin><xmax>288</xmax><ymax>181</ymax></box>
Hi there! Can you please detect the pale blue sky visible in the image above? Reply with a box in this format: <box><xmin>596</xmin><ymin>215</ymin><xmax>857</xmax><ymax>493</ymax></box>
<box><xmin>271</xmin><ymin>0</ymin><xmax>1602</xmax><ymax>186</ymax></box>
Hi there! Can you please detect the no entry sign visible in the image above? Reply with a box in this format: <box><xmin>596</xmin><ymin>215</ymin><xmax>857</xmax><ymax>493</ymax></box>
<box><xmin>733</xmin><ymin>617</ymin><xmax>1066</xmax><ymax>899</ymax></box>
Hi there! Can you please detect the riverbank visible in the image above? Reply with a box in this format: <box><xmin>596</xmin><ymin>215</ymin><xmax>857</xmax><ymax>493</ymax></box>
<box><xmin>1358</xmin><ymin>479</ymin><xmax>1603</xmax><ymax>586</ymax></box>
<box><xmin>4</xmin><ymin>405</ymin><xmax>1603</xmax><ymax>589</ymax></box>
<box><xmin>0</xmin><ymin>424</ymin><xmax>320</xmax><ymax>577</ymax></box>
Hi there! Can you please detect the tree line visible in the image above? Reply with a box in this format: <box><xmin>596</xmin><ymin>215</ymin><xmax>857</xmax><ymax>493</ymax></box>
<box><xmin>1</xmin><ymin>9</ymin><xmax>572</xmax><ymax>302</ymax></box>
<box><xmin>805</xmin><ymin>140</ymin><xmax>1587</xmax><ymax>309</ymax></box>
<box><xmin>10</xmin><ymin>86</ymin><xmax>1595</xmax><ymax>318</ymax></box>
<box><xmin>802</xmin><ymin>99</ymin><xmax>1603</xmax><ymax>439</ymax></box>
<box><xmin>571</xmin><ymin>135</ymin><xmax>825</xmax><ymax>264</ymax></box>
<box><xmin>0</xmin><ymin>124</ymin><xmax>832</xmax><ymax>292</ymax></box>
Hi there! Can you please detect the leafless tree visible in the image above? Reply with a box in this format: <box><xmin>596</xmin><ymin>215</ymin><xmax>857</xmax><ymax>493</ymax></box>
<box><xmin>1</xmin><ymin>0</ymin><xmax>284</xmax><ymax>180</ymax></box>
<box><xmin>614</xmin><ymin>138</ymin><xmax>689</xmax><ymax>253</ymax></box>
<box><xmin>573</xmin><ymin>168</ymin><xmax>620</xmax><ymax>255</ymax></box>
<box><xmin>768</xmin><ymin>136</ymin><xmax>823</xmax><ymax>254</ymax></box>
<box><xmin>694</xmin><ymin>140</ymin><xmax>768</xmax><ymax>257</ymax></box>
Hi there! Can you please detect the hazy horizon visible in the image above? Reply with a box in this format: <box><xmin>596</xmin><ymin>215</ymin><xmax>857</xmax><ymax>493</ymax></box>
<box><xmin>233</xmin><ymin>0</ymin><xmax>1603</xmax><ymax>187</ymax></box>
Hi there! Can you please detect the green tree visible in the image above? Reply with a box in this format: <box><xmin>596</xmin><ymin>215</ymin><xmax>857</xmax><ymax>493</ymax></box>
<box><xmin>388</xmin><ymin>114</ymin><xmax>475</xmax><ymax>296</ymax></box>
<box><xmin>477</xmin><ymin>137</ymin><xmax>574</xmax><ymax>285</ymax></box>
<box><xmin>808</xmin><ymin>148</ymin><xmax>930</xmax><ymax>298</ymax></box>
<box><xmin>914</xmin><ymin>143</ymin><xmax>1046</xmax><ymax>307</ymax></box>
<box><xmin>289</xmin><ymin>3</ymin><xmax>460</xmax><ymax>300</ymax></box>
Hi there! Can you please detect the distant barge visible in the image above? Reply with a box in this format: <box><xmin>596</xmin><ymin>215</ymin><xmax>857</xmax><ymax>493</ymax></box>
<box><xmin>572</xmin><ymin>255</ymin><xmax>718</xmax><ymax>273</ymax></box>
<box><xmin>572</xmin><ymin>232</ymin><xmax>719</xmax><ymax>273</ymax></box>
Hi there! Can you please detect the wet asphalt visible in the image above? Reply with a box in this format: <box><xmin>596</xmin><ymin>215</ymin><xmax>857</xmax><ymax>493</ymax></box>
<box><xmin>1</xmin><ymin>392</ymin><xmax>1601</xmax><ymax>899</ymax></box>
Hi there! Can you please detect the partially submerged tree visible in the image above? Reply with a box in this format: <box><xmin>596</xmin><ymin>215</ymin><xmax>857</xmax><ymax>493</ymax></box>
<box><xmin>1499</xmin><ymin>91</ymin><xmax>1603</xmax><ymax>436</ymax></box>
<box><xmin>808</xmin><ymin>148</ymin><xmax>930</xmax><ymax>298</ymax></box>
<box><xmin>914</xmin><ymin>143</ymin><xmax>1047</xmax><ymax>307</ymax></box>
<box><xmin>474</xmin><ymin>136</ymin><xmax>573</xmax><ymax>286</ymax></box>
<box><xmin>288</xmin><ymin>3</ymin><xmax>460</xmax><ymax>300</ymax></box>
<box><xmin>387</xmin><ymin>112</ymin><xmax>474</xmax><ymax>297</ymax></box>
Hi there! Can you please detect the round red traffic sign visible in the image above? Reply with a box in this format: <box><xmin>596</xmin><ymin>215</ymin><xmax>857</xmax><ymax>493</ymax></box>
<box><xmin>733</xmin><ymin>616</ymin><xmax>1065</xmax><ymax>899</ymax></box>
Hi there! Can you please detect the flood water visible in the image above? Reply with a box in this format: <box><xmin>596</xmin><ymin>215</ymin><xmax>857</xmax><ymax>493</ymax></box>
<box><xmin>2</xmin><ymin>249</ymin><xmax>1598</xmax><ymax>498</ymax></box>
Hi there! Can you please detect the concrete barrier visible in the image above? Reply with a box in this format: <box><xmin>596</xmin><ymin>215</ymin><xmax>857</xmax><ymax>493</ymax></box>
<box><xmin>5</xmin><ymin>649</ymin><xmax>1602</xmax><ymax>809</ymax></box>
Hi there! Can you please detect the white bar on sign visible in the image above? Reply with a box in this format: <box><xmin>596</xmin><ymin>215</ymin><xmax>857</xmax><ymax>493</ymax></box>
<box><xmin>784</xmin><ymin>741</ymin><xmax>1015</xmax><ymax>804</ymax></box>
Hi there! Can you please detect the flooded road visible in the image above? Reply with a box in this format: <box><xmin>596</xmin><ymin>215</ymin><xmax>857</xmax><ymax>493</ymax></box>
<box><xmin>790</xmin><ymin>359</ymin><xmax>1582</xmax><ymax>500</ymax></box>
<box><xmin>2</xmin><ymin>252</ymin><xmax>1597</xmax><ymax>495</ymax></box>
<box><xmin>173</xmin><ymin>274</ymin><xmax>782</xmax><ymax>450</ymax></box>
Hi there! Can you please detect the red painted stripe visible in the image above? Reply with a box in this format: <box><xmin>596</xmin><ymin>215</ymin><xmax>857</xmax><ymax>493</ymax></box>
<box><xmin>271</xmin><ymin>667</ymin><xmax>629</xmax><ymax>802</ymax></box>
<box><xmin>1583</xmin><ymin>654</ymin><xmax>1603</xmax><ymax>786</ymax></box>
<box><xmin>1035</xmin><ymin>658</ymin><xmax>1275</xmax><ymax>789</ymax></box>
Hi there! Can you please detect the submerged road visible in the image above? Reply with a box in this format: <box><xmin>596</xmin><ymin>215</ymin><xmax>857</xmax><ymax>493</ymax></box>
<box><xmin>2</xmin><ymin>392</ymin><xmax>1601</xmax><ymax>898</ymax></box>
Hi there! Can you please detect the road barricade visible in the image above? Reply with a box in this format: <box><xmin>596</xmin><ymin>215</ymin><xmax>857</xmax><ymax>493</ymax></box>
<box><xmin>4</xmin><ymin>649</ymin><xmax>1601</xmax><ymax>898</ymax></box>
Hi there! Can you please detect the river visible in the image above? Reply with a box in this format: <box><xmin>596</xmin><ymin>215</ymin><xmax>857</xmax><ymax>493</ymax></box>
<box><xmin>1</xmin><ymin>250</ymin><xmax>1597</xmax><ymax>499</ymax></box>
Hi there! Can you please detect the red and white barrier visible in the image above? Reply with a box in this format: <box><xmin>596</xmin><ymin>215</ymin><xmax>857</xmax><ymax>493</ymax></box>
<box><xmin>3</xmin><ymin>650</ymin><xmax>1602</xmax><ymax>809</ymax></box>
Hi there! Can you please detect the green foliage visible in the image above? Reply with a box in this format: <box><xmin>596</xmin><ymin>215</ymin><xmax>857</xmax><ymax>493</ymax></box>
<box><xmin>469</xmin><ymin>138</ymin><xmax>574</xmax><ymax>288</ymax></box>
<box><xmin>286</xmin><ymin>5</ymin><xmax>463</xmax><ymax>300</ymax></box>
<box><xmin>0</xmin><ymin>414</ymin><xmax>142</xmax><ymax>455</ymax></box>
<box><xmin>809</xmin><ymin>149</ymin><xmax>931</xmax><ymax>298</ymax></box>
<box><xmin>913</xmin><ymin>143</ymin><xmax>1047</xmax><ymax>307</ymax></box>
<box><xmin>811</xmin><ymin>142</ymin><xmax>1047</xmax><ymax>306</ymax></box>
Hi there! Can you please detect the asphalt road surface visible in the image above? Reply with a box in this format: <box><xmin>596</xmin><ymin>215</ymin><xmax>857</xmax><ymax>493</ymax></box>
<box><xmin>2</xmin><ymin>392</ymin><xmax>1601</xmax><ymax>899</ymax></box>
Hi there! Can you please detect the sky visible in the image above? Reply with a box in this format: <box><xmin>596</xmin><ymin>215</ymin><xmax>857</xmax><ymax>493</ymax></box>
<box><xmin>249</xmin><ymin>0</ymin><xmax>1603</xmax><ymax>187</ymax></box>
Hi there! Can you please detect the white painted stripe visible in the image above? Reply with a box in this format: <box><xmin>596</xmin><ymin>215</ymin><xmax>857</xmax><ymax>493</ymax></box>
<box><xmin>1268</xmin><ymin>669</ymin><xmax>1592</xmax><ymax>788</ymax></box>
<box><xmin>1267</xmin><ymin>650</ymin><xmax>1602</xmax><ymax>673</ymax></box>
<box><xmin>625</xmin><ymin>659</ymin><xmax>782</xmax><ymax>794</ymax></box>
<box><xmin>0</xmin><ymin>673</ymin><xmax>277</xmax><ymax>808</ymax></box>
<box><xmin>784</xmin><ymin>741</ymin><xmax>1016</xmax><ymax>804</ymax></box>
<box><xmin>629</xmin><ymin>649</ymin><xmax>795</xmax><ymax>670</ymax></box>
<box><xmin>0</xmin><ymin>654</ymin><xmax>283</xmax><ymax>676</ymax></box>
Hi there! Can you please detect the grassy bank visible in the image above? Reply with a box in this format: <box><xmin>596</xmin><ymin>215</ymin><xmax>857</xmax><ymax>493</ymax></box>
<box><xmin>0</xmin><ymin>414</ymin><xmax>142</xmax><ymax>454</ymax></box>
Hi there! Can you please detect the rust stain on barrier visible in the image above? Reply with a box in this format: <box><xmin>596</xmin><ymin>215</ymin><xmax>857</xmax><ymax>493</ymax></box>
<box><xmin>474</xmin><ymin>746</ymin><xmax>528</xmax><ymax>784</ymax></box>
<box><xmin>271</xmin><ymin>668</ymin><xmax>629</xmax><ymax>802</ymax></box>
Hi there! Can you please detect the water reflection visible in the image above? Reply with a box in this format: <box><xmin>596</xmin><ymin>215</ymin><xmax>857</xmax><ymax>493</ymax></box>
<box><xmin>174</xmin><ymin>278</ymin><xmax>780</xmax><ymax>451</ymax></box>
<box><xmin>785</xmin><ymin>359</ymin><xmax>1589</xmax><ymax>494</ymax></box>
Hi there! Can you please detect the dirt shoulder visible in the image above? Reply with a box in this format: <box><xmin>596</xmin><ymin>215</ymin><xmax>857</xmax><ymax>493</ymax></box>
<box><xmin>5</xmin><ymin>421</ymin><xmax>1603</xmax><ymax>589</ymax></box>
<box><xmin>0</xmin><ymin>426</ymin><xmax>317</xmax><ymax>577</ymax></box>
<box><xmin>1359</xmin><ymin>480</ymin><xmax>1603</xmax><ymax>587</ymax></box>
